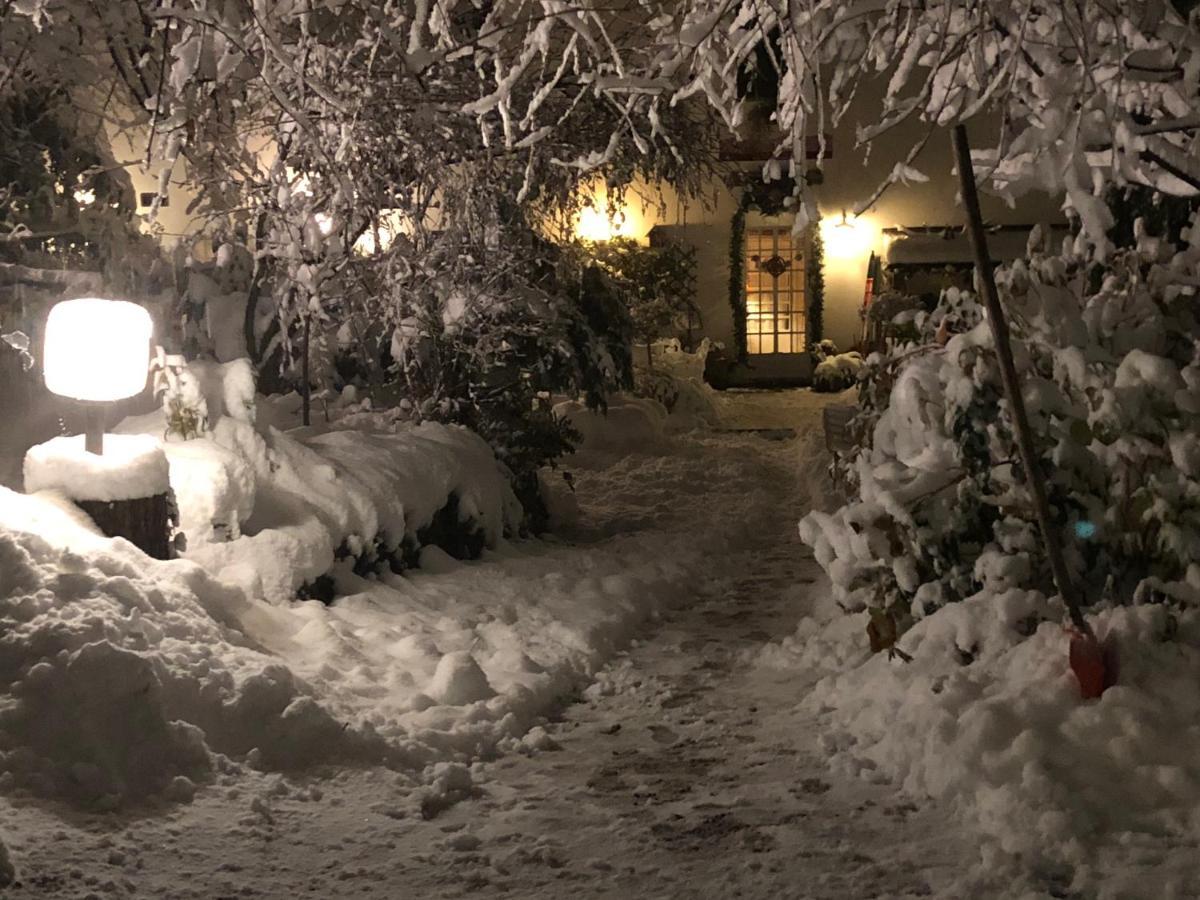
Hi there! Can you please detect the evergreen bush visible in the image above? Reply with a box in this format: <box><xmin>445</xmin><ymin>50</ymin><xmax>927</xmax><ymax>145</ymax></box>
<box><xmin>803</xmin><ymin>222</ymin><xmax>1200</xmax><ymax>638</ymax></box>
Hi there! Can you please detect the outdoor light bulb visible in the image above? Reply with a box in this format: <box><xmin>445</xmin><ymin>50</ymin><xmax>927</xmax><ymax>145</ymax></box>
<box><xmin>576</xmin><ymin>206</ymin><xmax>616</xmax><ymax>242</ymax></box>
<box><xmin>315</xmin><ymin>212</ymin><xmax>334</xmax><ymax>236</ymax></box>
<box><xmin>44</xmin><ymin>298</ymin><xmax>153</xmax><ymax>402</ymax></box>
<box><xmin>821</xmin><ymin>212</ymin><xmax>872</xmax><ymax>259</ymax></box>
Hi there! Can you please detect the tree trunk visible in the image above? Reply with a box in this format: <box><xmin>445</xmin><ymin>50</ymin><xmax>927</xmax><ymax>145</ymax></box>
<box><xmin>243</xmin><ymin>212</ymin><xmax>268</xmax><ymax>362</ymax></box>
<box><xmin>301</xmin><ymin>312</ymin><xmax>311</xmax><ymax>427</ymax></box>
<box><xmin>951</xmin><ymin>124</ymin><xmax>1090</xmax><ymax>635</ymax></box>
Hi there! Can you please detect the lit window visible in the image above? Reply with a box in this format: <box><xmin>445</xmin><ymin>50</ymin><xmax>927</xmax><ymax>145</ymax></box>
<box><xmin>745</xmin><ymin>227</ymin><xmax>805</xmax><ymax>354</ymax></box>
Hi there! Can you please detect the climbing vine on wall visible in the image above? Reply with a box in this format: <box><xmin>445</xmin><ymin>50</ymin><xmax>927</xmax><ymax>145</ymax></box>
<box><xmin>805</xmin><ymin>223</ymin><xmax>824</xmax><ymax>347</ymax></box>
<box><xmin>728</xmin><ymin>192</ymin><xmax>752</xmax><ymax>362</ymax></box>
<box><xmin>728</xmin><ymin>174</ymin><xmax>803</xmax><ymax>361</ymax></box>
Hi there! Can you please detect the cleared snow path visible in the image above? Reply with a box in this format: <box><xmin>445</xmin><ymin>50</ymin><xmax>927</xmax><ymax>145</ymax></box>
<box><xmin>2</xmin><ymin>389</ymin><xmax>984</xmax><ymax>898</ymax></box>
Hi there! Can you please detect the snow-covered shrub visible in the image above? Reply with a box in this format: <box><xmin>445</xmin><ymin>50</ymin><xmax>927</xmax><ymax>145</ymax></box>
<box><xmin>552</xmin><ymin>394</ymin><xmax>668</xmax><ymax>455</ymax></box>
<box><xmin>812</xmin><ymin>351</ymin><xmax>864</xmax><ymax>392</ymax></box>
<box><xmin>802</xmin><ymin>222</ymin><xmax>1200</xmax><ymax>630</ymax></box>
<box><xmin>386</xmin><ymin>222</ymin><xmax>632</xmax><ymax>531</ymax></box>
<box><xmin>635</xmin><ymin>369</ymin><xmax>681</xmax><ymax>410</ymax></box>
<box><xmin>811</xmin><ymin>338</ymin><xmax>839</xmax><ymax>361</ymax></box>
<box><xmin>629</xmin><ymin>339</ymin><xmax>719</xmax><ymax>430</ymax></box>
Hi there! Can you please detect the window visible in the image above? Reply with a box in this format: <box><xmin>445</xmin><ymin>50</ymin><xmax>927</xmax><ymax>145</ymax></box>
<box><xmin>745</xmin><ymin>227</ymin><xmax>805</xmax><ymax>354</ymax></box>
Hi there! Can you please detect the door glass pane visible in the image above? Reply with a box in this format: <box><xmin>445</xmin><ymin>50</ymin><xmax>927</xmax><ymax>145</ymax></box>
<box><xmin>745</xmin><ymin>227</ymin><xmax>806</xmax><ymax>354</ymax></box>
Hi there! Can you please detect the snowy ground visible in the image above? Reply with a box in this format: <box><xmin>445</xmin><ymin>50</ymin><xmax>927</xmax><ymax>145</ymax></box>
<box><xmin>3</xmin><ymin>386</ymin><xmax>1154</xmax><ymax>899</ymax></box>
<box><xmin>0</xmin><ymin>387</ymin><xmax>981</xmax><ymax>898</ymax></box>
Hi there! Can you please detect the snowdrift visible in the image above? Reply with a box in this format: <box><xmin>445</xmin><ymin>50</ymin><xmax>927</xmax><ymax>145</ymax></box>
<box><xmin>0</xmin><ymin>490</ymin><xmax>393</xmax><ymax>808</ymax></box>
<box><xmin>112</xmin><ymin>408</ymin><xmax>523</xmax><ymax>604</ymax></box>
<box><xmin>778</xmin><ymin>591</ymin><xmax>1200</xmax><ymax>895</ymax></box>
<box><xmin>2</xmin><ymin>404</ymin><xmax>695</xmax><ymax>810</ymax></box>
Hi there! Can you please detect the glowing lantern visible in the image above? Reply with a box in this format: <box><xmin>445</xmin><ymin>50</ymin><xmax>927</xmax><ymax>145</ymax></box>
<box><xmin>573</xmin><ymin>192</ymin><xmax>647</xmax><ymax>243</ymax></box>
<box><xmin>576</xmin><ymin>206</ymin><xmax>622</xmax><ymax>242</ymax></box>
<box><xmin>821</xmin><ymin>210</ymin><xmax>873</xmax><ymax>259</ymax></box>
<box><xmin>44</xmin><ymin>298</ymin><xmax>154</xmax><ymax>454</ymax></box>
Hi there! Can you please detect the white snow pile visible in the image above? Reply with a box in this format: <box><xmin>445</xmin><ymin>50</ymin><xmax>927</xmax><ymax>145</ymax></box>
<box><xmin>0</xmin><ymin>480</ymin><xmax>690</xmax><ymax>809</ymax></box>
<box><xmin>789</xmin><ymin>229</ymin><xmax>1200</xmax><ymax>894</ymax></box>
<box><xmin>786</xmin><ymin>590</ymin><xmax>1200</xmax><ymax>895</ymax></box>
<box><xmin>3</xmin><ymin>372</ymin><xmax>698</xmax><ymax>810</ymax></box>
<box><xmin>553</xmin><ymin>394</ymin><xmax>669</xmax><ymax>454</ymax></box>
<box><xmin>24</xmin><ymin>434</ymin><xmax>169</xmax><ymax>502</ymax></box>
<box><xmin>812</xmin><ymin>351</ymin><xmax>864</xmax><ymax>392</ymax></box>
<box><xmin>0</xmin><ymin>489</ymin><xmax>393</xmax><ymax>809</ymax></box>
<box><xmin>556</xmin><ymin>341</ymin><xmax>720</xmax><ymax>455</ymax></box>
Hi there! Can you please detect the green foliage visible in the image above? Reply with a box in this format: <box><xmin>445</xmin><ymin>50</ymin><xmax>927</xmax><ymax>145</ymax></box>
<box><xmin>386</xmin><ymin>222</ymin><xmax>626</xmax><ymax>532</ymax></box>
<box><xmin>805</xmin><ymin>224</ymin><xmax>825</xmax><ymax>346</ymax></box>
<box><xmin>1107</xmin><ymin>184</ymin><xmax>1200</xmax><ymax>251</ymax></box>
<box><xmin>728</xmin><ymin>194</ymin><xmax>752</xmax><ymax>362</ymax></box>
<box><xmin>163</xmin><ymin>395</ymin><xmax>206</xmax><ymax>441</ymax></box>
<box><xmin>0</xmin><ymin>88</ymin><xmax>130</xmax><ymax>257</ymax></box>
<box><xmin>807</xmin><ymin>233</ymin><xmax>1200</xmax><ymax>626</ymax></box>
<box><xmin>581</xmin><ymin>237</ymin><xmax>699</xmax><ymax>364</ymax></box>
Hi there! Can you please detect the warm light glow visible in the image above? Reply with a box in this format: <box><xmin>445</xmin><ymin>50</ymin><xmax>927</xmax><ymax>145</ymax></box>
<box><xmin>572</xmin><ymin>184</ymin><xmax>648</xmax><ymax>243</ymax></box>
<box><xmin>353</xmin><ymin>209</ymin><xmax>410</xmax><ymax>255</ymax></box>
<box><xmin>44</xmin><ymin>298</ymin><xmax>153</xmax><ymax>402</ymax></box>
<box><xmin>73</xmin><ymin>187</ymin><xmax>96</xmax><ymax>207</ymax></box>
<box><xmin>575</xmin><ymin>206</ymin><xmax>625</xmax><ymax>242</ymax></box>
<box><xmin>820</xmin><ymin>211</ymin><xmax>875</xmax><ymax>259</ymax></box>
<box><xmin>314</xmin><ymin>212</ymin><xmax>334</xmax><ymax>236</ymax></box>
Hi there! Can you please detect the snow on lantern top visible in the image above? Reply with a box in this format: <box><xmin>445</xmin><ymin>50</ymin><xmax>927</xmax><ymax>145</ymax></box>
<box><xmin>43</xmin><ymin>298</ymin><xmax>153</xmax><ymax>402</ymax></box>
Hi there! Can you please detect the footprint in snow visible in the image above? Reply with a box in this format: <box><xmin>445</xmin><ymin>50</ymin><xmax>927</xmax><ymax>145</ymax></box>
<box><xmin>649</xmin><ymin>725</ymin><xmax>678</xmax><ymax>744</ymax></box>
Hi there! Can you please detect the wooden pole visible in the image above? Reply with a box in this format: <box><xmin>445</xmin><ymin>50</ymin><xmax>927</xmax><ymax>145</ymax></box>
<box><xmin>951</xmin><ymin>124</ymin><xmax>1091</xmax><ymax>635</ymax></box>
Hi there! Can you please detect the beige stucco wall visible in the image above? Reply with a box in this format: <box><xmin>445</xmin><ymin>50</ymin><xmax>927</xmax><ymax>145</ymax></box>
<box><xmin>582</xmin><ymin>89</ymin><xmax>1067</xmax><ymax>354</ymax></box>
<box><xmin>97</xmin><ymin>83</ymin><xmax>1067</xmax><ymax>354</ymax></box>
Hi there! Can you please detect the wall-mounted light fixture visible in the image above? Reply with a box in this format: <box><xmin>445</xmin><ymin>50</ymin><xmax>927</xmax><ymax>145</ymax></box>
<box><xmin>820</xmin><ymin>209</ymin><xmax>875</xmax><ymax>259</ymax></box>
<box><xmin>572</xmin><ymin>182</ymin><xmax>649</xmax><ymax>243</ymax></box>
<box><xmin>576</xmin><ymin>205</ymin><xmax>632</xmax><ymax>242</ymax></box>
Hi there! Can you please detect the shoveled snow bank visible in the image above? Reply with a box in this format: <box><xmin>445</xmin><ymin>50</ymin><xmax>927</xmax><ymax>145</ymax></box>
<box><xmin>0</xmin><ymin>477</ymin><xmax>692</xmax><ymax>809</ymax></box>
<box><xmin>114</xmin><ymin>409</ymin><xmax>521</xmax><ymax>604</ymax></box>
<box><xmin>3</xmin><ymin>405</ymin><xmax>697</xmax><ymax>810</ymax></box>
<box><xmin>0</xmin><ymin>488</ymin><xmax>393</xmax><ymax>808</ymax></box>
<box><xmin>553</xmin><ymin>395</ymin><xmax>669</xmax><ymax>455</ymax></box>
<box><xmin>772</xmin><ymin>589</ymin><xmax>1200</xmax><ymax>895</ymax></box>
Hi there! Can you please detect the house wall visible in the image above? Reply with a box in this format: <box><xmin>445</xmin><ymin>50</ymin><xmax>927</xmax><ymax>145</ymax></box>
<box><xmin>585</xmin><ymin>86</ymin><xmax>1068</xmax><ymax>355</ymax></box>
<box><xmin>101</xmin><ymin>86</ymin><xmax>1069</xmax><ymax>356</ymax></box>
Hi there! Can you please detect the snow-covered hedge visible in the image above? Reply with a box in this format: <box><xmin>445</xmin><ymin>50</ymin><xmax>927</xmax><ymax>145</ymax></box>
<box><xmin>114</xmin><ymin>399</ymin><xmax>521</xmax><ymax>605</ymax></box>
<box><xmin>803</xmin><ymin>225</ymin><xmax>1200</xmax><ymax>620</ymax></box>
<box><xmin>795</xmin><ymin>223</ymin><xmax>1200</xmax><ymax>889</ymax></box>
